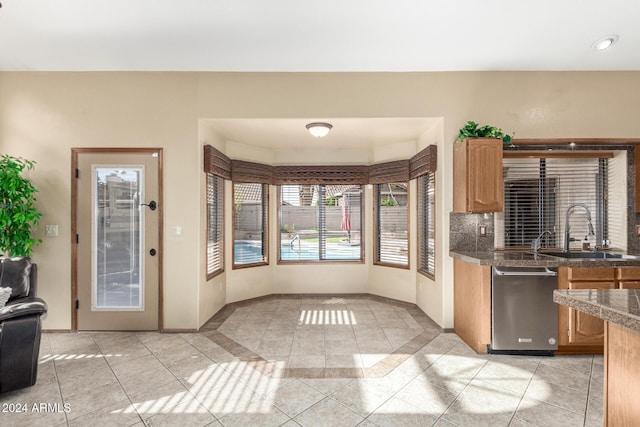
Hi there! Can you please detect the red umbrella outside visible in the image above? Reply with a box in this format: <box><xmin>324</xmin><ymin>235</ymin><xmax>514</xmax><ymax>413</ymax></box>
<box><xmin>341</xmin><ymin>194</ymin><xmax>351</xmax><ymax>242</ymax></box>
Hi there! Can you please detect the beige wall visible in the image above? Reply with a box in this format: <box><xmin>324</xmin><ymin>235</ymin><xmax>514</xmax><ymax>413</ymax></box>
<box><xmin>2</xmin><ymin>71</ymin><xmax>640</xmax><ymax>330</ymax></box>
<box><xmin>198</xmin><ymin>124</ymin><xmax>227</xmax><ymax>327</ymax></box>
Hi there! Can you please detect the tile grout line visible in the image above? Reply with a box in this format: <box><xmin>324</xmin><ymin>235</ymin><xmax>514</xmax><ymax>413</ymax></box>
<box><xmin>582</xmin><ymin>354</ymin><xmax>596</xmax><ymax>427</ymax></box>
<box><xmin>429</xmin><ymin>343</ymin><xmax>491</xmax><ymax>426</ymax></box>
<box><xmin>96</xmin><ymin>333</ymin><xmax>149</xmax><ymax>426</ymax></box>
<box><xmin>507</xmin><ymin>356</ymin><xmax>543</xmax><ymax>426</ymax></box>
<box><xmin>47</xmin><ymin>339</ymin><xmax>71</xmax><ymax>427</ymax></box>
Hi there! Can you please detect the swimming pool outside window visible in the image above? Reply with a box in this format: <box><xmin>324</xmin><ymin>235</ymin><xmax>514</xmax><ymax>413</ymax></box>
<box><xmin>278</xmin><ymin>184</ymin><xmax>363</xmax><ymax>262</ymax></box>
<box><xmin>233</xmin><ymin>182</ymin><xmax>269</xmax><ymax>268</ymax></box>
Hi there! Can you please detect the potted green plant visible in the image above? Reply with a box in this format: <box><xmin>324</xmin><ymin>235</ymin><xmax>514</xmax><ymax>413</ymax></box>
<box><xmin>0</xmin><ymin>155</ymin><xmax>42</xmax><ymax>257</ymax></box>
<box><xmin>457</xmin><ymin>121</ymin><xmax>513</xmax><ymax>145</ymax></box>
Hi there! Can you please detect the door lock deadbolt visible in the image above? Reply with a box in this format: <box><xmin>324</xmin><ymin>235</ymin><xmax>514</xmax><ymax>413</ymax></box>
<box><xmin>141</xmin><ymin>200</ymin><xmax>157</xmax><ymax>211</ymax></box>
<box><xmin>150</xmin><ymin>248</ymin><xmax>157</xmax><ymax>256</ymax></box>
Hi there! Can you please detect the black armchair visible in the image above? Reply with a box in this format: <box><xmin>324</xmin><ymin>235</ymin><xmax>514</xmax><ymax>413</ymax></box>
<box><xmin>0</xmin><ymin>257</ymin><xmax>48</xmax><ymax>393</ymax></box>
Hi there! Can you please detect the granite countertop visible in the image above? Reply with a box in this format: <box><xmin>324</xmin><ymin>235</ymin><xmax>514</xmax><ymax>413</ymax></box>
<box><xmin>449</xmin><ymin>249</ymin><xmax>640</xmax><ymax>267</ymax></box>
<box><xmin>554</xmin><ymin>289</ymin><xmax>640</xmax><ymax>334</ymax></box>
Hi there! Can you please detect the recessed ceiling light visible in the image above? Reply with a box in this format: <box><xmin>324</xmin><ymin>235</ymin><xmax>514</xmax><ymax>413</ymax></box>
<box><xmin>592</xmin><ymin>35</ymin><xmax>618</xmax><ymax>51</ymax></box>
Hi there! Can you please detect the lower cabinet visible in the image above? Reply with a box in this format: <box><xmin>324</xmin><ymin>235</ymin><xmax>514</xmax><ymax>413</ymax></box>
<box><xmin>558</xmin><ymin>266</ymin><xmax>640</xmax><ymax>354</ymax></box>
<box><xmin>453</xmin><ymin>259</ymin><xmax>491</xmax><ymax>353</ymax></box>
<box><xmin>617</xmin><ymin>267</ymin><xmax>640</xmax><ymax>289</ymax></box>
<box><xmin>452</xmin><ymin>263</ymin><xmax>640</xmax><ymax>355</ymax></box>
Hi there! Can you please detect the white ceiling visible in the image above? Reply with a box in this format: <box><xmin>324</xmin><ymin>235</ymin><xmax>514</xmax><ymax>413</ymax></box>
<box><xmin>0</xmin><ymin>0</ymin><xmax>637</xmax><ymax>72</ymax></box>
<box><xmin>203</xmin><ymin>118</ymin><xmax>440</xmax><ymax>153</ymax></box>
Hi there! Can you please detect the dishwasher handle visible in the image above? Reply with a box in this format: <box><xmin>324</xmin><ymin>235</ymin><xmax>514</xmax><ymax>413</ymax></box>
<box><xmin>493</xmin><ymin>267</ymin><xmax>557</xmax><ymax>277</ymax></box>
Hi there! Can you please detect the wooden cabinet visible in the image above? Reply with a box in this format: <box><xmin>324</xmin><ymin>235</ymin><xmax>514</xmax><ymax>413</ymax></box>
<box><xmin>558</xmin><ymin>267</ymin><xmax>615</xmax><ymax>353</ymax></box>
<box><xmin>568</xmin><ymin>280</ymin><xmax>617</xmax><ymax>345</ymax></box>
<box><xmin>618</xmin><ymin>281</ymin><xmax>640</xmax><ymax>289</ymax></box>
<box><xmin>617</xmin><ymin>266</ymin><xmax>640</xmax><ymax>289</ymax></box>
<box><xmin>604</xmin><ymin>322</ymin><xmax>640</xmax><ymax>426</ymax></box>
<box><xmin>453</xmin><ymin>259</ymin><xmax>491</xmax><ymax>353</ymax></box>
<box><xmin>453</xmin><ymin>138</ymin><xmax>503</xmax><ymax>213</ymax></box>
<box><xmin>558</xmin><ymin>266</ymin><xmax>640</xmax><ymax>353</ymax></box>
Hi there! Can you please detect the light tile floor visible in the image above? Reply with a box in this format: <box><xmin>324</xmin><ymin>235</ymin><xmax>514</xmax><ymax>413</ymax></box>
<box><xmin>1</xmin><ymin>295</ymin><xmax>603</xmax><ymax>426</ymax></box>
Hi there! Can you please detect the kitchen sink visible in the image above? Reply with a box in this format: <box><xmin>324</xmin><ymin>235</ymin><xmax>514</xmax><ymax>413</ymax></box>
<box><xmin>533</xmin><ymin>251</ymin><xmax>640</xmax><ymax>260</ymax></box>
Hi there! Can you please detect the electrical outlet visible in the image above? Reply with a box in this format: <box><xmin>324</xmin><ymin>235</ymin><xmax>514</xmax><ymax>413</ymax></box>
<box><xmin>636</xmin><ymin>224</ymin><xmax>640</xmax><ymax>237</ymax></box>
<box><xmin>479</xmin><ymin>225</ymin><xmax>487</xmax><ymax>237</ymax></box>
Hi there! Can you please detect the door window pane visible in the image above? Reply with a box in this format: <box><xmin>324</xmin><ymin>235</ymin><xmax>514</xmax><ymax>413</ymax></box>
<box><xmin>93</xmin><ymin>167</ymin><xmax>144</xmax><ymax>310</ymax></box>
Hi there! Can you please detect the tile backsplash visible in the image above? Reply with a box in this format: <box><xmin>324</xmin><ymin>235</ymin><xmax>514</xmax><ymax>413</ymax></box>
<box><xmin>449</xmin><ymin>212</ymin><xmax>495</xmax><ymax>252</ymax></box>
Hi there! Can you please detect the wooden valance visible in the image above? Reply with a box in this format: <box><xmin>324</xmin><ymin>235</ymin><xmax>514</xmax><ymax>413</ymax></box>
<box><xmin>410</xmin><ymin>145</ymin><xmax>437</xmax><ymax>179</ymax></box>
<box><xmin>231</xmin><ymin>160</ymin><xmax>274</xmax><ymax>184</ymax></box>
<box><xmin>273</xmin><ymin>165</ymin><xmax>370</xmax><ymax>185</ymax></box>
<box><xmin>369</xmin><ymin>160</ymin><xmax>410</xmax><ymax>184</ymax></box>
<box><xmin>208</xmin><ymin>143</ymin><xmax>437</xmax><ymax>183</ymax></box>
<box><xmin>203</xmin><ymin>145</ymin><xmax>232</xmax><ymax>180</ymax></box>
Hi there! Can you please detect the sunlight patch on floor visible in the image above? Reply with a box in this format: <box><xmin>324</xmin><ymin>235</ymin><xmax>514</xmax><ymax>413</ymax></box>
<box><xmin>298</xmin><ymin>309</ymin><xmax>357</xmax><ymax>325</ymax></box>
<box><xmin>39</xmin><ymin>352</ymin><xmax>120</xmax><ymax>363</ymax></box>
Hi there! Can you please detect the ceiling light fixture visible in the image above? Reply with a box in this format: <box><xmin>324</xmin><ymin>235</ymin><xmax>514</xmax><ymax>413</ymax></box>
<box><xmin>306</xmin><ymin>122</ymin><xmax>333</xmax><ymax>138</ymax></box>
<box><xmin>592</xmin><ymin>35</ymin><xmax>618</xmax><ymax>51</ymax></box>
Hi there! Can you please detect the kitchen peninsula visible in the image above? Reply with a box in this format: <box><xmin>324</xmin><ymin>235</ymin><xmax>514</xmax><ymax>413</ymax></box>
<box><xmin>554</xmin><ymin>288</ymin><xmax>640</xmax><ymax>426</ymax></box>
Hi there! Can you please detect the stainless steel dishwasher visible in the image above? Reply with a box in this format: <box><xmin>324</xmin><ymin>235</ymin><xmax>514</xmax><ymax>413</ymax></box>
<box><xmin>490</xmin><ymin>266</ymin><xmax>558</xmax><ymax>355</ymax></box>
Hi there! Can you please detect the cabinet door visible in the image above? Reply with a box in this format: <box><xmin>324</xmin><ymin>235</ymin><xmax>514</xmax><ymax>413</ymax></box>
<box><xmin>617</xmin><ymin>267</ymin><xmax>640</xmax><ymax>281</ymax></box>
<box><xmin>567</xmin><ymin>280</ymin><xmax>617</xmax><ymax>345</ymax></box>
<box><xmin>467</xmin><ymin>139</ymin><xmax>503</xmax><ymax>212</ymax></box>
<box><xmin>619</xmin><ymin>281</ymin><xmax>640</xmax><ymax>289</ymax></box>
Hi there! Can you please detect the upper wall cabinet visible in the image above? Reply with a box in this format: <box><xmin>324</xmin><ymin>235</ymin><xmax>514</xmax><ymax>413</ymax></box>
<box><xmin>453</xmin><ymin>138</ymin><xmax>503</xmax><ymax>213</ymax></box>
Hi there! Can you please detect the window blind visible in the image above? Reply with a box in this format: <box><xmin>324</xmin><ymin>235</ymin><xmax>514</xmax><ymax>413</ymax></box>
<box><xmin>203</xmin><ymin>145</ymin><xmax>231</xmax><ymax>179</ymax></box>
<box><xmin>499</xmin><ymin>155</ymin><xmax>625</xmax><ymax>250</ymax></box>
<box><xmin>417</xmin><ymin>172</ymin><xmax>435</xmax><ymax>277</ymax></box>
<box><xmin>206</xmin><ymin>174</ymin><xmax>224</xmax><ymax>277</ymax></box>
<box><xmin>233</xmin><ymin>183</ymin><xmax>268</xmax><ymax>266</ymax></box>
<box><xmin>369</xmin><ymin>160</ymin><xmax>410</xmax><ymax>184</ymax></box>
<box><xmin>273</xmin><ymin>165</ymin><xmax>369</xmax><ymax>185</ymax></box>
<box><xmin>374</xmin><ymin>183</ymin><xmax>409</xmax><ymax>267</ymax></box>
<box><xmin>279</xmin><ymin>184</ymin><xmax>363</xmax><ymax>262</ymax></box>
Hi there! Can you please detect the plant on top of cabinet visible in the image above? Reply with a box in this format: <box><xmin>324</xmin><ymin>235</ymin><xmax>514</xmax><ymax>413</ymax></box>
<box><xmin>457</xmin><ymin>121</ymin><xmax>514</xmax><ymax>145</ymax></box>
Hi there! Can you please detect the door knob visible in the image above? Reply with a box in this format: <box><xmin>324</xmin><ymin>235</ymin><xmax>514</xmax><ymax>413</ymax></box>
<box><xmin>141</xmin><ymin>200</ymin><xmax>157</xmax><ymax>211</ymax></box>
<box><xmin>150</xmin><ymin>248</ymin><xmax>157</xmax><ymax>256</ymax></box>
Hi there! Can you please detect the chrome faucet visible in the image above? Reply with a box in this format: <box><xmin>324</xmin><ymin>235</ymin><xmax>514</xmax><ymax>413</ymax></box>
<box><xmin>563</xmin><ymin>203</ymin><xmax>595</xmax><ymax>252</ymax></box>
<box><xmin>532</xmin><ymin>230</ymin><xmax>553</xmax><ymax>252</ymax></box>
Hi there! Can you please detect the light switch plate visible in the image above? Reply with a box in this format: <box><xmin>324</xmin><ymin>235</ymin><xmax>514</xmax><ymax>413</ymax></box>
<box><xmin>45</xmin><ymin>224</ymin><xmax>59</xmax><ymax>237</ymax></box>
<box><xmin>479</xmin><ymin>225</ymin><xmax>487</xmax><ymax>237</ymax></box>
